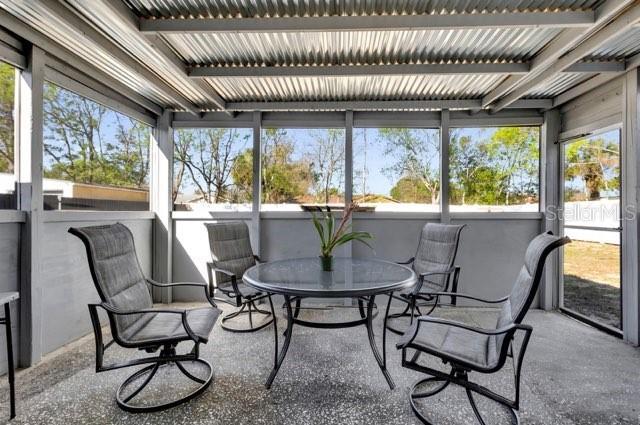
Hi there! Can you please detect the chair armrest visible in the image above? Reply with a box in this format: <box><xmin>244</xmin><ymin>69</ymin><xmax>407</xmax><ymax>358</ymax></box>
<box><xmin>416</xmin><ymin>291</ymin><xmax>508</xmax><ymax>305</ymax></box>
<box><xmin>396</xmin><ymin>257</ymin><xmax>415</xmax><ymax>265</ymax></box>
<box><xmin>206</xmin><ymin>262</ymin><xmax>240</xmax><ymax>296</ymax></box>
<box><xmin>397</xmin><ymin>315</ymin><xmax>519</xmax><ymax>349</ymax></box>
<box><xmin>147</xmin><ymin>279</ymin><xmax>218</xmax><ymax>308</ymax></box>
<box><xmin>93</xmin><ymin>303</ymin><xmax>199</xmax><ymax>342</ymax></box>
<box><xmin>147</xmin><ymin>279</ymin><xmax>207</xmax><ymax>289</ymax></box>
<box><xmin>409</xmin><ymin>268</ymin><xmax>458</xmax><ymax>296</ymax></box>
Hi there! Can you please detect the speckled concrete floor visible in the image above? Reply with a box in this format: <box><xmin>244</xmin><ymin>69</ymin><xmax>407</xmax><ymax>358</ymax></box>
<box><xmin>0</xmin><ymin>303</ymin><xmax>638</xmax><ymax>425</ymax></box>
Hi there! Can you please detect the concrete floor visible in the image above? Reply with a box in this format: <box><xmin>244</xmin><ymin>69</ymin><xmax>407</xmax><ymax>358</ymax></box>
<box><xmin>0</xmin><ymin>303</ymin><xmax>638</xmax><ymax>425</ymax></box>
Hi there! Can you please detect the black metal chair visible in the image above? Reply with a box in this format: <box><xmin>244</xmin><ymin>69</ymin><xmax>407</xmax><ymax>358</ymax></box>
<box><xmin>397</xmin><ymin>231</ymin><xmax>570</xmax><ymax>425</ymax></box>
<box><xmin>386</xmin><ymin>223</ymin><xmax>465</xmax><ymax>335</ymax></box>
<box><xmin>69</xmin><ymin>223</ymin><xmax>221</xmax><ymax>413</ymax></box>
<box><xmin>205</xmin><ymin>221</ymin><xmax>273</xmax><ymax>332</ymax></box>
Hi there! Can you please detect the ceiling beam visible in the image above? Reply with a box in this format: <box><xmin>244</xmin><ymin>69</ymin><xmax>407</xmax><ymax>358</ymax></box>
<box><xmin>564</xmin><ymin>60</ymin><xmax>625</xmax><ymax>73</ymax></box>
<box><xmin>140</xmin><ymin>10</ymin><xmax>594</xmax><ymax>34</ymax></box>
<box><xmin>224</xmin><ymin>99</ymin><xmax>551</xmax><ymax>112</ymax></box>
<box><xmin>482</xmin><ymin>0</ymin><xmax>635</xmax><ymax>109</ymax></box>
<box><xmin>189</xmin><ymin>60</ymin><xmax>624</xmax><ymax>79</ymax></box>
<box><xmin>190</xmin><ymin>62</ymin><xmax>530</xmax><ymax>78</ymax></box>
<box><xmin>492</xmin><ymin>2</ymin><xmax>640</xmax><ymax>112</ymax></box>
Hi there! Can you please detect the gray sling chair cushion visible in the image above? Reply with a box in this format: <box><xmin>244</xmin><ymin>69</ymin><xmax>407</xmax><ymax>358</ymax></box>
<box><xmin>205</xmin><ymin>221</ymin><xmax>261</xmax><ymax>298</ymax></box>
<box><xmin>70</xmin><ymin>223</ymin><xmax>218</xmax><ymax>346</ymax></box>
<box><xmin>399</xmin><ymin>232</ymin><xmax>566</xmax><ymax>372</ymax></box>
<box><xmin>410</xmin><ymin>223</ymin><xmax>465</xmax><ymax>292</ymax></box>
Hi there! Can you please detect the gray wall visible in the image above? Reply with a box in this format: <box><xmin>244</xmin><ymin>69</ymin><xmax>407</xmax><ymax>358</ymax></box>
<box><xmin>39</xmin><ymin>218</ymin><xmax>153</xmax><ymax>355</ymax></box>
<box><xmin>172</xmin><ymin>214</ymin><xmax>543</xmax><ymax>306</ymax></box>
<box><xmin>451</xmin><ymin>218</ymin><xmax>542</xmax><ymax>303</ymax></box>
<box><xmin>0</xmin><ymin>223</ymin><xmax>20</xmax><ymax>375</ymax></box>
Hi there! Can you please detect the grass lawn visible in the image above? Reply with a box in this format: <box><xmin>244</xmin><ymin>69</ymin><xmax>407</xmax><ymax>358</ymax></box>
<box><xmin>563</xmin><ymin>240</ymin><xmax>621</xmax><ymax>329</ymax></box>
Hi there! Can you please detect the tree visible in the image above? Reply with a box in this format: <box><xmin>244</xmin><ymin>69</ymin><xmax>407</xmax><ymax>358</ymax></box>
<box><xmin>484</xmin><ymin>127</ymin><xmax>539</xmax><ymax>205</ymax></box>
<box><xmin>260</xmin><ymin>129</ymin><xmax>313</xmax><ymax>203</ymax></box>
<box><xmin>230</xmin><ymin>148</ymin><xmax>253</xmax><ymax>201</ymax></box>
<box><xmin>308</xmin><ymin>129</ymin><xmax>345</xmax><ymax>203</ymax></box>
<box><xmin>0</xmin><ymin>63</ymin><xmax>15</xmax><ymax>174</ymax></box>
<box><xmin>173</xmin><ymin>128</ymin><xmax>250</xmax><ymax>203</ymax></box>
<box><xmin>42</xmin><ymin>83</ymin><xmax>151</xmax><ymax>190</ymax></box>
<box><xmin>379</xmin><ymin>128</ymin><xmax>440</xmax><ymax>204</ymax></box>
<box><xmin>565</xmin><ymin>137</ymin><xmax>619</xmax><ymax>201</ymax></box>
<box><xmin>390</xmin><ymin>176</ymin><xmax>430</xmax><ymax>202</ymax></box>
<box><xmin>449</xmin><ymin>131</ymin><xmax>488</xmax><ymax>205</ymax></box>
<box><xmin>449</xmin><ymin>128</ymin><xmax>539</xmax><ymax>206</ymax></box>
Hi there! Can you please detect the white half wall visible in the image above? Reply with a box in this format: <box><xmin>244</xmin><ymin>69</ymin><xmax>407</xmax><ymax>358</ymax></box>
<box><xmin>172</xmin><ymin>213</ymin><xmax>543</xmax><ymax>307</ymax></box>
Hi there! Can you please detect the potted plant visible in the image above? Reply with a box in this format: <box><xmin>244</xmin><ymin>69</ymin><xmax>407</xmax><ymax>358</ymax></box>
<box><xmin>311</xmin><ymin>203</ymin><xmax>374</xmax><ymax>271</ymax></box>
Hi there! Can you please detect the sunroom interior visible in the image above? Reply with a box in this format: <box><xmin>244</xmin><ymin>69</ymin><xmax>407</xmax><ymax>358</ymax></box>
<box><xmin>0</xmin><ymin>0</ymin><xmax>639</xmax><ymax>424</ymax></box>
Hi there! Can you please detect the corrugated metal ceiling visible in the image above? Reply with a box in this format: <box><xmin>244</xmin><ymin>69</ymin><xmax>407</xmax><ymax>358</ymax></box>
<box><xmin>2</xmin><ymin>0</ymin><xmax>636</xmax><ymax>111</ymax></box>
<box><xmin>585</xmin><ymin>27</ymin><xmax>640</xmax><ymax>60</ymax></box>
<box><xmin>167</xmin><ymin>28</ymin><xmax>561</xmax><ymax>66</ymax></box>
<box><xmin>206</xmin><ymin>74</ymin><xmax>505</xmax><ymax>102</ymax></box>
<box><xmin>525</xmin><ymin>72</ymin><xmax>593</xmax><ymax>97</ymax></box>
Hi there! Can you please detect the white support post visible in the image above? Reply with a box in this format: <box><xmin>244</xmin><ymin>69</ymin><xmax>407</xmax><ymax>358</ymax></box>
<box><xmin>540</xmin><ymin>109</ymin><xmax>561</xmax><ymax>311</ymax></box>
<box><xmin>440</xmin><ymin>110</ymin><xmax>450</xmax><ymax>223</ymax></box>
<box><xmin>622</xmin><ymin>68</ymin><xmax>640</xmax><ymax>345</ymax></box>
<box><xmin>151</xmin><ymin>110</ymin><xmax>173</xmax><ymax>303</ymax></box>
<box><xmin>345</xmin><ymin>111</ymin><xmax>353</xmax><ymax>206</ymax></box>
<box><xmin>16</xmin><ymin>46</ymin><xmax>44</xmax><ymax>367</ymax></box>
<box><xmin>251</xmin><ymin>112</ymin><xmax>262</xmax><ymax>257</ymax></box>
<box><xmin>344</xmin><ymin>111</ymin><xmax>354</xmax><ymax>305</ymax></box>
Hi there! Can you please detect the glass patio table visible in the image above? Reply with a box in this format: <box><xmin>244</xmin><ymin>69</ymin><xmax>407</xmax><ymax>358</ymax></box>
<box><xmin>243</xmin><ymin>257</ymin><xmax>416</xmax><ymax>389</ymax></box>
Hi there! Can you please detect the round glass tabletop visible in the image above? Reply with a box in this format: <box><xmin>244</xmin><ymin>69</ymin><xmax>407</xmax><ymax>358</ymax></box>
<box><xmin>243</xmin><ymin>257</ymin><xmax>416</xmax><ymax>297</ymax></box>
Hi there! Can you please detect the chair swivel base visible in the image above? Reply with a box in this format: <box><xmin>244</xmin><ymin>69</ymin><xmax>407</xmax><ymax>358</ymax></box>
<box><xmin>409</xmin><ymin>374</ymin><xmax>520</xmax><ymax>425</ymax></box>
<box><xmin>220</xmin><ymin>299</ymin><xmax>274</xmax><ymax>333</ymax></box>
<box><xmin>116</xmin><ymin>355</ymin><xmax>213</xmax><ymax>413</ymax></box>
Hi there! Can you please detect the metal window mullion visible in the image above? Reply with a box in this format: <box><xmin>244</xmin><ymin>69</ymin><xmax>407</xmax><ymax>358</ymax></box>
<box><xmin>440</xmin><ymin>109</ymin><xmax>450</xmax><ymax>223</ymax></box>
<box><xmin>252</xmin><ymin>111</ymin><xmax>262</xmax><ymax>257</ymax></box>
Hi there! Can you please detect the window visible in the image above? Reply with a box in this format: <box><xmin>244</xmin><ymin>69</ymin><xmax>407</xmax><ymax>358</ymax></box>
<box><xmin>43</xmin><ymin>82</ymin><xmax>151</xmax><ymax>211</ymax></box>
<box><xmin>261</xmin><ymin>128</ymin><xmax>345</xmax><ymax>211</ymax></box>
<box><xmin>449</xmin><ymin>127</ymin><xmax>540</xmax><ymax>212</ymax></box>
<box><xmin>353</xmin><ymin>128</ymin><xmax>440</xmax><ymax>212</ymax></box>
<box><xmin>173</xmin><ymin>128</ymin><xmax>252</xmax><ymax>211</ymax></box>
<box><xmin>0</xmin><ymin>62</ymin><xmax>17</xmax><ymax>209</ymax></box>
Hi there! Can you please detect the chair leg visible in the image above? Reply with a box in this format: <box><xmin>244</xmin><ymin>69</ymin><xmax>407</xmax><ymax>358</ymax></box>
<box><xmin>220</xmin><ymin>299</ymin><xmax>274</xmax><ymax>333</ymax></box>
<box><xmin>4</xmin><ymin>303</ymin><xmax>15</xmax><ymax>420</ymax></box>
<box><xmin>115</xmin><ymin>345</ymin><xmax>213</xmax><ymax>413</ymax></box>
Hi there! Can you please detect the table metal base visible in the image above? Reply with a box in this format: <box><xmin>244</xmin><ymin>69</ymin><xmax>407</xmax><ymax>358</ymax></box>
<box><xmin>265</xmin><ymin>293</ymin><xmax>394</xmax><ymax>390</ymax></box>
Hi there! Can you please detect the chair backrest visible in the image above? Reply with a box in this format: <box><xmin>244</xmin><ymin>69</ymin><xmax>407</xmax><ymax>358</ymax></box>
<box><xmin>492</xmin><ymin>231</ymin><xmax>570</xmax><ymax>363</ymax></box>
<box><xmin>69</xmin><ymin>223</ymin><xmax>153</xmax><ymax>337</ymax></box>
<box><xmin>205</xmin><ymin>221</ymin><xmax>256</xmax><ymax>287</ymax></box>
<box><xmin>413</xmin><ymin>223</ymin><xmax>465</xmax><ymax>289</ymax></box>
